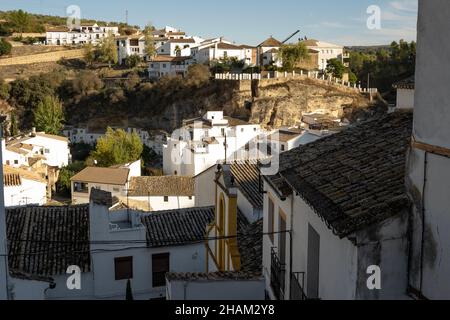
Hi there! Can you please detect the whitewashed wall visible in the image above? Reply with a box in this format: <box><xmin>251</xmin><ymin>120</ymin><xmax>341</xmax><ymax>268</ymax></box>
<box><xmin>396</xmin><ymin>89</ymin><xmax>415</xmax><ymax>109</ymax></box>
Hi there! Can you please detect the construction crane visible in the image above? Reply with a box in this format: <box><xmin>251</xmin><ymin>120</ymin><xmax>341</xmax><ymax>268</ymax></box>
<box><xmin>282</xmin><ymin>30</ymin><xmax>301</xmax><ymax>44</ymax></box>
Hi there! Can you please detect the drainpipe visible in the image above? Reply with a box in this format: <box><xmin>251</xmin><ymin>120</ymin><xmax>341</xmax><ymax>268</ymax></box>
<box><xmin>420</xmin><ymin>151</ymin><xmax>428</xmax><ymax>293</ymax></box>
<box><xmin>288</xmin><ymin>193</ymin><xmax>294</xmax><ymax>300</ymax></box>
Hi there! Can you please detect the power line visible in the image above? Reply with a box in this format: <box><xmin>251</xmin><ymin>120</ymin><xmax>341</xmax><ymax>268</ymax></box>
<box><xmin>1</xmin><ymin>229</ymin><xmax>290</xmax><ymax>257</ymax></box>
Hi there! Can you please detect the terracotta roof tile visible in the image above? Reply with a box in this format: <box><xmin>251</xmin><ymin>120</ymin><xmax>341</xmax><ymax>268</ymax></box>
<box><xmin>6</xmin><ymin>205</ymin><xmax>90</xmax><ymax>279</ymax></box>
<box><xmin>128</xmin><ymin>176</ymin><xmax>195</xmax><ymax>197</ymax></box>
<box><xmin>141</xmin><ymin>207</ymin><xmax>215</xmax><ymax>247</ymax></box>
<box><xmin>266</xmin><ymin>111</ymin><xmax>413</xmax><ymax>238</ymax></box>
<box><xmin>70</xmin><ymin>167</ymin><xmax>129</xmax><ymax>185</ymax></box>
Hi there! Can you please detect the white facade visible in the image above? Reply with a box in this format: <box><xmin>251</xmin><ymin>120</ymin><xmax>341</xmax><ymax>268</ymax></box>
<box><xmin>396</xmin><ymin>88</ymin><xmax>415</xmax><ymax>110</ymax></box>
<box><xmin>304</xmin><ymin>40</ymin><xmax>345</xmax><ymax>71</ymax></box>
<box><xmin>191</xmin><ymin>39</ymin><xmax>247</xmax><ymax>65</ymax></box>
<box><xmin>167</xmin><ymin>278</ymin><xmax>265</xmax><ymax>300</ymax></box>
<box><xmin>46</xmin><ymin>23</ymin><xmax>119</xmax><ymax>46</ymax></box>
<box><xmin>128</xmin><ymin>195</ymin><xmax>195</xmax><ymax>212</ymax></box>
<box><xmin>4</xmin><ymin>177</ymin><xmax>47</xmax><ymax>207</ymax></box>
<box><xmin>148</xmin><ymin>56</ymin><xmax>192</xmax><ymax>79</ymax></box>
<box><xmin>4</xmin><ymin>132</ymin><xmax>70</xmax><ymax>168</ymax></box>
<box><xmin>117</xmin><ymin>36</ymin><xmax>146</xmax><ymax>64</ymax></box>
<box><xmin>163</xmin><ymin>111</ymin><xmax>263</xmax><ymax>176</ymax></box>
<box><xmin>406</xmin><ymin>0</ymin><xmax>450</xmax><ymax>300</ymax></box>
<box><xmin>262</xmin><ymin>182</ymin><xmax>409</xmax><ymax>300</ymax></box>
<box><xmin>71</xmin><ymin>160</ymin><xmax>141</xmax><ymax>204</ymax></box>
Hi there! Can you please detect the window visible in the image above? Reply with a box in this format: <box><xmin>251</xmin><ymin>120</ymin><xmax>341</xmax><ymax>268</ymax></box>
<box><xmin>241</xmin><ymin>128</ymin><xmax>244</xmax><ymax>132</ymax></box>
<box><xmin>164</xmin><ymin>196</ymin><xmax>169</xmax><ymax>202</ymax></box>
<box><xmin>114</xmin><ymin>257</ymin><xmax>133</xmax><ymax>280</ymax></box>
<box><xmin>281</xmin><ymin>145</ymin><xmax>286</xmax><ymax>152</ymax></box>
<box><xmin>152</xmin><ymin>253</ymin><xmax>170</xmax><ymax>287</ymax></box>
<box><xmin>6</xmin><ymin>160</ymin><xmax>10</xmax><ymax>165</ymax></box>
<box><xmin>268</xmin><ymin>197</ymin><xmax>275</xmax><ymax>243</ymax></box>
<box><xmin>74</xmin><ymin>182</ymin><xmax>89</xmax><ymax>193</ymax></box>
<box><xmin>113</xmin><ymin>187</ymin><xmax>120</xmax><ymax>192</ymax></box>
<box><xmin>14</xmin><ymin>160</ymin><xmax>18</xmax><ymax>165</ymax></box>
<box><xmin>188</xmin><ymin>196</ymin><xmax>192</xmax><ymax>200</ymax></box>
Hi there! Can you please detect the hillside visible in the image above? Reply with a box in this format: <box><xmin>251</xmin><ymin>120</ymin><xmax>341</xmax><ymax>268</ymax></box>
<box><xmin>64</xmin><ymin>77</ymin><xmax>380</xmax><ymax>133</ymax></box>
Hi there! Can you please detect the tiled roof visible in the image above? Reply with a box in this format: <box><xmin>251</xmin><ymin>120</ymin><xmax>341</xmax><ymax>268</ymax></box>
<box><xmin>393</xmin><ymin>76</ymin><xmax>415</xmax><ymax>89</ymax></box>
<box><xmin>4</xmin><ymin>166</ymin><xmax>47</xmax><ymax>184</ymax></box>
<box><xmin>266</xmin><ymin>111</ymin><xmax>413</xmax><ymax>238</ymax></box>
<box><xmin>238</xmin><ymin>219</ymin><xmax>263</xmax><ymax>274</ymax></box>
<box><xmin>258</xmin><ymin>37</ymin><xmax>282</xmax><ymax>48</ymax></box>
<box><xmin>230</xmin><ymin>161</ymin><xmax>263</xmax><ymax>209</ymax></box>
<box><xmin>166</xmin><ymin>271</ymin><xmax>263</xmax><ymax>281</ymax></box>
<box><xmin>167</xmin><ymin>38</ymin><xmax>195</xmax><ymax>43</ymax></box>
<box><xmin>268</xmin><ymin>130</ymin><xmax>303</xmax><ymax>143</ymax></box>
<box><xmin>128</xmin><ymin>176</ymin><xmax>195</xmax><ymax>197</ymax></box>
<box><xmin>216</xmin><ymin>43</ymin><xmax>242</xmax><ymax>50</ymax></box>
<box><xmin>6</xmin><ymin>205</ymin><xmax>91</xmax><ymax>279</ymax></box>
<box><xmin>70</xmin><ymin>167</ymin><xmax>130</xmax><ymax>185</ymax></box>
<box><xmin>141</xmin><ymin>207</ymin><xmax>215</xmax><ymax>247</ymax></box>
<box><xmin>3</xmin><ymin>173</ymin><xmax>21</xmax><ymax>187</ymax></box>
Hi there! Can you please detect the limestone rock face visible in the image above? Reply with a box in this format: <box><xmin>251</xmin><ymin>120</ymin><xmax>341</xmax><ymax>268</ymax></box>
<box><xmin>73</xmin><ymin>77</ymin><xmax>380</xmax><ymax>133</ymax></box>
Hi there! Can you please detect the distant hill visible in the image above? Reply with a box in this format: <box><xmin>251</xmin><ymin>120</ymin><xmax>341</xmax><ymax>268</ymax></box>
<box><xmin>345</xmin><ymin>45</ymin><xmax>391</xmax><ymax>53</ymax></box>
<box><xmin>0</xmin><ymin>10</ymin><xmax>139</xmax><ymax>35</ymax></box>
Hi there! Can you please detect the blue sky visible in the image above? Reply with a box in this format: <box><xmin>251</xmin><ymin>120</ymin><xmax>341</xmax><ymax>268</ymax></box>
<box><xmin>0</xmin><ymin>0</ymin><xmax>418</xmax><ymax>46</ymax></box>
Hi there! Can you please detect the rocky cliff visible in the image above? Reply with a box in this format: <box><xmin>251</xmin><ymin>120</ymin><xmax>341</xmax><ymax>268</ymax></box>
<box><xmin>72</xmin><ymin>77</ymin><xmax>383</xmax><ymax>133</ymax></box>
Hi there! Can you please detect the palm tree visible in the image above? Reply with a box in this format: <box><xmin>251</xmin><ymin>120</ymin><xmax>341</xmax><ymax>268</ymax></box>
<box><xmin>174</xmin><ymin>45</ymin><xmax>182</xmax><ymax>57</ymax></box>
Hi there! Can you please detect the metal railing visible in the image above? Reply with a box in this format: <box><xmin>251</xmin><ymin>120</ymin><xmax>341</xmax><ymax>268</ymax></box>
<box><xmin>270</xmin><ymin>247</ymin><xmax>286</xmax><ymax>300</ymax></box>
<box><xmin>290</xmin><ymin>272</ymin><xmax>307</xmax><ymax>300</ymax></box>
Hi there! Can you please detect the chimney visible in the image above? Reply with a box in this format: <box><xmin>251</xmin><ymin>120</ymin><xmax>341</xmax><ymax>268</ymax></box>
<box><xmin>31</xmin><ymin>127</ymin><xmax>36</xmax><ymax>137</ymax></box>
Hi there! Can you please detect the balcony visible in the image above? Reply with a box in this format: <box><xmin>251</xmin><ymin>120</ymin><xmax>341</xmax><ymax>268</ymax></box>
<box><xmin>290</xmin><ymin>272</ymin><xmax>307</xmax><ymax>300</ymax></box>
<box><xmin>270</xmin><ymin>247</ymin><xmax>286</xmax><ymax>300</ymax></box>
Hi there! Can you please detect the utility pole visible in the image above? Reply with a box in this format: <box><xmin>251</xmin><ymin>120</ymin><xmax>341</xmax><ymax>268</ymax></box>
<box><xmin>125</xmin><ymin>10</ymin><xmax>129</xmax><ymax>25</ymax></box>
<box><xmin>0</xmin><ymin>117</ymin><xmax>9</xmax><ymax>300</ymax></box>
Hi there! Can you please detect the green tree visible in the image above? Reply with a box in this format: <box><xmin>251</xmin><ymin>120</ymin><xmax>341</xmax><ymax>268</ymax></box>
<box><xmin>174</xmin><ymin>45</ymin><xmax>181</xmax><ymax>57</ymax></box>
<box><xmin>326</xmin><ymin>58</ymin><xmax>345</xmax><ymax>79</ymax></box>
<box><xmin>0</xmin><ymin>78</ymin><xmax>10</xmax><ymax>100</ymax></box>
<box><xmin>125</xmin><ymin>54</ymin><xmax>142</xmax><ymax>69</ymax></box>
<box><xmin>278</xmin><ymin>42</ymin><xmax>309</xmax><ymax>71</ymax></box>
<box><xmin>348</xmin><ymin>71</ymin><xmax>358</xmax><ymax>85</ymax></box>
<box><xmin>126</xmin><ymin>279</ymin><xmax>133</xmax><ymax>301</ymax></box>
<box><xmin>143</xmin><ymin>22</ymin><xmax>157</xmax><ymax>60</ymax></box>
<box><xmin>98</xmin><ymin>33</ymin><xmax>118</xmax><ymax>67</ymax></box>
<box><xmin>186</xmin><ymin>64</ymin><xmax>211</xmax><ymax>86</ymax></box>
<box><xmin>33</xmin><ymin>95</ymin><xmax>65</xmax><ymax>135</ymax></box>
<box><xmin>0</xmin><ymin>38</ymin><xmax>12</xmax><ymax>56</ymax></box>
<box><xmin>90</xmin><ymin>128</ymin><xmax>143</xmax><ymax>167</ymax></box>
<box><xmin>8</xmin><ymin>10</ymin><xmax>31</xmax><ymax>33</ymax></box>
<box><xmin>83</xmin><ymin>43</ymin><xmax>95</xmax><ymax>67</ymax></box>
<box><xmin>57</xmin><ymin>161</ymin><xmax>86</xmax><ymax>195</ymax></box>
<box><xmin>9</xmin><ymin>113</ymin><xmax>19</xmax><ymax>136</ymax></box>
<box><xmin>124</xmin><ymin>71</ymin><xmax>141</xmax><ymax>91</ymax></box>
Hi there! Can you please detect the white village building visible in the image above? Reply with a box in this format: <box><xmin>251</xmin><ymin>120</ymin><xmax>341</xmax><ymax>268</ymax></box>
<box><xmin>257</xmin><ymin>37</ymin><xmax>283</xmax><ymax>67</ymax></box>
<box><xmin>301</xmin><ymin>39</ymin><xmax>346</xmax><ymax>71</ymax></box>
<box><xmin>167</xmin><ymin>162</ymin><xmax>265</xmax><ymax>300</ymax></box>
<box><xmin>3</xmin><ymin>166</ymin><xmax>47</xmax><ymax>207</ymax></box>
<box><xmin>406</xmin><ymin>0</ymin><xmax>450</xmax><ymax>300</ymax></box>
<box><xmin>163</xmin><ymin>111</ymin><xmax>263</xmax><ymax>177</ymax></box>
<box><xmin>117</xmin><ymin>35</ymin><xmax>146</xmax><ymax>65</ymax></box>
<box><xmin>4</xmin><ymin>189</ymin><xmax>215</xmax><ymax>300</ymax></box>
<box><xmin>127</xmin><ymin>176</ymin><xmax>195</xmax><ymax>212</ymax></box>
<box><xmin>46</xmin><ymin>23</ymin><xmax>119</xmax><ymax>46</ymax></box>
<box><xmin>148</xmin><ymin>56</ymin><xmax>192</xmax><ymax>79</ymax></box>
<box><xmin>4</xmin><ymin>130</ymin><xmax>70</xmax><ymax>169</ymax></box>
<box><xmin>393</xmin><ymin>76</ymin><xmax>415</xmax><ymax>111</ymax></box>
<box><xmin>70</xmin><ymin>160</ymin><xmax>141</xmax><ymax>204</ymax></box>
<box><xmin>263</xmin><ymin>112</ymin><xmax>413</xmax><ymax>300</ymax></box>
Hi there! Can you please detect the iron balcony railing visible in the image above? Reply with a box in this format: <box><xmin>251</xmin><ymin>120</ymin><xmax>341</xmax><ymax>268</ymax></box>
<box><xmin>270</xmin><ymin>247</ymin><xmax>286</xmax><ymax>300</ymax></box>
<box><xmin>290</xmin><ymin>272</ymin><xmax>307</xmax><ymax>300</ymax></box>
